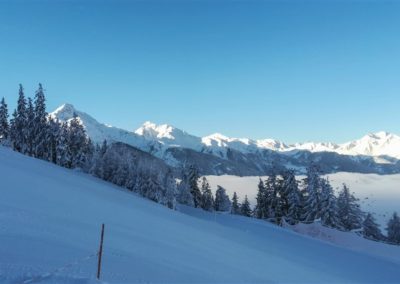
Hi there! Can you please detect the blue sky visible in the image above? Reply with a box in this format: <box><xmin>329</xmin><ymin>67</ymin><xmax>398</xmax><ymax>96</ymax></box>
<box><xmin>0</xmin><ymin>0</ymin><xmax>399</xmax><ymax>143</ymax></box>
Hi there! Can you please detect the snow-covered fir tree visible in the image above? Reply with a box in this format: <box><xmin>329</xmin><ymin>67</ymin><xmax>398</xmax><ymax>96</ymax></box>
<box><xmin>265</xmin><ymin>172</ymin><xmax>279</xmax><ymax>220</ymax></box>
<box><xmin>0</xmin><ymin>97</ymin><xmax>9</xmax><ymax>143</ymax></box>
<box><xmin>144</xmin><ymin>176</ymin><xmax>162</xmax><ymax>202</ymax></box>
<box><xmin>214</xmin><ymin>185</ymin><xmax>231</xmax><ymax>212</ymax></box>
<box><xmin>10</xmin><ymin>84</ymin><xmax>28</xmax><ymax>153</ymax></box>
<box><xmin>240</xmin><ymin>195</ymin><xmax>252</xmax><ymax>217</ymax></box>
<box><xmin>25</xmin><ymin>98</ymin><xmax>35</xmax><ymax>156</ymax></box>
<box><xmin>386</xmin><ymin>212</ymin><xmax>400</xmax><ymax>244</ymax></box>
<box><xmin>362</xmin><ymin>213</ymin><xmax>383</xmax><ymax>241</ymax></box>
<box><xmin>283</xmin><ymin>170</ymin><xmax>302</xmax><ymax>224</ymax></box>
<box><xmin>56</xmin><ymin>122</ymin><xmax>71</xmax><ymax>167</ymax></box>
<box><xmin>337</xmin><ymin>184</ymin><xmax>363</xmax><ymax>231</ymax></box>
<box><xmin>231</xmin><ymin>192</ymin><xmax>240</xmax><ymax>215</ymax></box>
<box><xmin>254</xmin><ymin>178</ymin><xmax>267</xmax><ymax>219</ymax></box>
<box><xmin>47</xmin><ymin>118</ymin><xmax>61</xmax><ymax>164</ymax></box>
<box><xmin>161</xmin><ymin>169</ymin><xmax>177</xmax><ymax>209</ymax></box>
<box><xmin>302</xmin><ymin>164</ymin><xmax>322</xmax><ymax>223</ymax></box>
<box><xmin>200</xmin><ymin>177</ymin><xmax>214</xmax><ymax>211</ymax></box>
<box><xmin>320</xmin><ymin>178</ymin><xmax>339</xmax><ymax>228</ymax></box>
<box><xmin>177</xmin><ymin>170</ymin><xmax>194</xmax><ymax>207</ymax></box>
<box><xmin>90</xmin><ymin>140</ymin><xmax>108</xmax><ymax>178</ymax></box>
<box><xmin>187</xmin><ymin>165</ymin><xmax>202</xmax><ymax>208</ymax></box>
<box><xmin>33</xmin><ymin>83</ymin><xmax>48</xmax><ymax>159</ymax></box>
<box><xmin>67</xmin><ymin>113</ymin><xmax>91</xmax><ymax>169</ymax></box>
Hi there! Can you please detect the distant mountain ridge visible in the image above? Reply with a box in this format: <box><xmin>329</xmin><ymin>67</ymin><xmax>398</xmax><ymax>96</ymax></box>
<box><xmin>49</xmin><ymin>104</ymin><xmax>400</xmax><ymax>175</ymax></box>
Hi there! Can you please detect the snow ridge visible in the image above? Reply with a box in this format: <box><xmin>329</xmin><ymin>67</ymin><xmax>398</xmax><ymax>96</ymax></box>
<box><xmin>50</xmin><ymin>104</ymin><xmax>400</xmax><ymax>161</ymax></box>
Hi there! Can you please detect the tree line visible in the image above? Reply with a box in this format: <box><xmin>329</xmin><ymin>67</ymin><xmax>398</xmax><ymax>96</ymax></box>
<box><xmin>0</xmin><ymin>84</ymin><xmax>399</xmax><ymax>245</ymax></box>
<box><xmin>0</xmin><ymin>84</ymin><xmax>176</xmax><ymax>209</ymax></box>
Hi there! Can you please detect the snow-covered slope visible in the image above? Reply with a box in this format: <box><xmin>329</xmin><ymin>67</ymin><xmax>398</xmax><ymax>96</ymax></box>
<box><xmin>1</xmin><ymin>146</ymin><xmax>400</xmax><ymax>283</ymax></box>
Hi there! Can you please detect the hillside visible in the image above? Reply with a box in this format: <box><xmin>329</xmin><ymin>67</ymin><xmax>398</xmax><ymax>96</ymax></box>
<box><xmin>1</xmin><ymin>146</ymin><xmax>400</xmax><ymax>283</ymax></box>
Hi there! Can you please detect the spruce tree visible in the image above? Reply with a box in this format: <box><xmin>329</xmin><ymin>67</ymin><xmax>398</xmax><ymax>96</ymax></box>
<box><xmin>200</xmin><ymin>177</ymin><xmax>214</xmax><ymax>211</ymax></box>
<box><xmin>67</xmin><ymin>113</ymin><xmax>88</xmax><ymax>168</ymax></box>
<box><xmin>26</xmin><ymin>98</ymin><xmax>35</xmax><ymax>156</ymax></box>
<box><xmin>284</xmin><ymin>170</ymin><xmax>302</xmax><ymax>224</ymax></box>
<box><xmin>188</xmin><ymin>165</ymin><xmax>202</xmax><ymax>208</ymax></box>
<box><xmin>47</xmin><ymin>118</ymin><xmax>61</xmax><ymax>164</ymax></box>
<box><xmin>386</xmin><ymin>212</ymin><xmax>400</xmax><ymax>244</ymax></box>
<box><xmin>177</xmin><ymin>170</ymin><xmax>194</xmax><ymax>207</ymax></box>
<box><xmin>254</xmin><ymin>178</ymin><xmax>267</xmax><ymax>219</ymax></box>
<box><xmin>362</xmin><ymin>213</ymin><xmax>383</xmax><ymax>241</ymax></box>
<box><xmin>231</xmin><ymin>192</ymin><xmax>240</xmax><ymax>215</ymax></box>
<box><xmin>265</xmin><ymin>173</ymin><xmax>278</xmax><ymax>219</ymax></box>
<box><xmin>90</xmin><ymin>140</ymin><xmax>108</xmax><ymax>178</ymax></box>
<box><xmin>56</xmin><ymin>122</ymin><xmax>70</xmax><ymax>167</ymax></box>
<box><xmin>320</xmin><ymin>178</ymin><xmax>339</xmax><ymax>228</ymax></box>
<box><xmin>11</xmin><ymin>84</ymin><xmax>28</xmax><ymax>153</ymax></box>
<box><xmin>162</xmin><ymin>169</ymin><xmax>177</xmax><ymax>209</ymax></box>
<box><xmin>303</xmin><ymin>164</ymin><xmax>322</xmax><ymax>223</ymax></box>
<box><xmin>214</xmin><ymin>185</ymin><xmax>231</xmax><ymax>212</ymax></box>
<box><xmin>337</xmin><ymin>184</ymin><xmax>363</xmax><ymax>231</ymax></box>
<box><xmin>240</xmin><ymin>195</ymin><xmax>252</xmax><ymax>217</ymax></box>
<box><xmin>0</xmin><ymin>97</ymin><xmax>9</xmax><ymax>142</ymax></box>
<box><xmin>33</xmin><ymin>83</ymin><xmax>48</xmax><ymax>159</ymax></box>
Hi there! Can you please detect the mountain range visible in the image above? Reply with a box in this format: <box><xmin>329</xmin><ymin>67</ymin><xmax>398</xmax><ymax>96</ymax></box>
<box><xmin>50</xmin><ymin>104</ymin><xmax>400</xmax><ymax>175</ymax></box>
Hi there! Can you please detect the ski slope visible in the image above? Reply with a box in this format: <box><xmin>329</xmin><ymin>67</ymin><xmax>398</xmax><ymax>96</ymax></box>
<box><xmin>1</xmin><ymin>147</ymin><xmax>400</xmax><ymax>283</ymax></box>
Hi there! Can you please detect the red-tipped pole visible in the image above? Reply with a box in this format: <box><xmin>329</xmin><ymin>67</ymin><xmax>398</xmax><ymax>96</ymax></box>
<box><xmin>97</xmin><ymin>223</ymin><xmax>105</xmax><ymax>280</ymax></box>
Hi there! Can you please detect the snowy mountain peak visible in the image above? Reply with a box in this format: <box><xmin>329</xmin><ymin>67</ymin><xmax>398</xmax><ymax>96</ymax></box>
<box><xmin>50</xmin><ymin>103</ymin><xmax>77</xmax><ymax>121</ymax></box>
<box><xmin>135</xmin><ymin>121</ymin><xmax>177</xmax><ymax>140</ymax></box>
<box><xmin>50</xmin><ymin>104</ymin><xmax>400</xmax><ymax>162</ymax></box>
<box><xmin>366</xmin><ymin>131</ymin><xmax>392</xmax><ymax>140</ymax></box>
<box><xmin>135</xmin><ymin>121</ymin><xmax>201</xmax><ymax>148</ymax></box>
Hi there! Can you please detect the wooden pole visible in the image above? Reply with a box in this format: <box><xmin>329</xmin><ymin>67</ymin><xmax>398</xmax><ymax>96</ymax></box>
<box><xmin>97</xmin><ymin>223</ymin><xmax>105</xmax><ymax>280</ymax></box>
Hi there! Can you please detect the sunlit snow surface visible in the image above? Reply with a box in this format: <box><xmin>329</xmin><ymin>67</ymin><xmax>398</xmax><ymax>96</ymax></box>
<box><xmin>1</xmin><ymin>147</ymin><xmax>400</xmax><ymax>283</ymax></box>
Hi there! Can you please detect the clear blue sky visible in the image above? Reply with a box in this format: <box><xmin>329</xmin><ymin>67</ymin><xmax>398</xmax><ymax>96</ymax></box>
<box><xmin>0</xmin><ymin>0</ymin><xmax>399</xmax><ymax>143</ymax></box>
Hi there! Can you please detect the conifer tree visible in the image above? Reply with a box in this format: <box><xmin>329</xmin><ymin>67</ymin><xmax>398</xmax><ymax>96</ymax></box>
<box><xmin>177</xmin><ymin>170</ymin><xmax>194</xmax><ymax>207</ymax></box>
<box><xmin>254</xmin><ymin>178</ymin><xmax>267</xmax><ymax>219</ymax></box>
<box><xmin>284</xmin><ymin>170</ymin><xmax>302</xmax><ymax>224</ymax></box>
<box><xmin>0</xmin><ymin>97</ymin><xmax>9</xmax><ymax>142</ymax></box>
<box><xmin>303</xmin><ymin>164</ymin><xmax>322</xmax><ymax>222</ymax></box>
<box><xmin>200</xmin><ymin>177</ymin><xmax>214</xmax><ymax>211</ymax></box>
<box><xmin>231</xmin><ymin>192</ymin><xmax>240</xmax><ymax>215</ymax></box>
<box><xmin>240</xmin><ymin>195</ymin><xmax>252</xmax><ymax>217</ymax></box>
<box><xmin>90</xmin><ymin>140</ymin><xmax>108</xmax><ymax>178</ymax></box>
<box><xmin>56</xmin><ymin>122</ymin><xmax>70</xmax><ymax>167</ymax></box>
<box><xmin>337</xmin><ymin>184</ymin><xmax>363</xmax><ymax>231</ymax></box>
<box><xmin>162</xmin><ymin>169</ymin><xmax>177</xmax><ymax>209</ymax></box>
<box><xmin>33</xmin><ymin>83</ymin><xmax>48</xmax><ymax>159</ymax></box>
<box><xmin>188</xmin><ymin>165</ymin><xmax>202</xmax><ymax>208</ymax></box>
<box><xmin>26</xmin><ymin>98</ymin><xmax>35</xmax><ymax>156</ymax></box>
<box><xmin>11</xmin><ymin>84</ymin><xmax>28</xmax><ymax>153</ymax></box>
<box><xmin>47</xmin><ymin>118</ymin><xmax>61</xmax><ymax>164</ymax></box>
<box><xmin>67</xmin><ymin>113</ymin><xmax>89</xmax><ymax>168</ymax></box>
<box><xmin>214</xmin><ymin>185</ymin><xmax>231</xmax><ymax>212</ymax></box>
<box><xmin>362</xmin><ymin>213</ymin><xmax>383</xmax><ymax>241</ymax></box>
<box><xmin>386</xmin><ymin>212</ymin><xmax>400</xmax><ymax>244</ymax></box>
<box><xmin>320</xmin><ymin>178</ymin><xmax>339</xmax><ymax>228</ymax></box>
<box><xmin>145</xmin><ymin>176</ymin><xmax>162</xmax><ymax>202</ymax></box>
